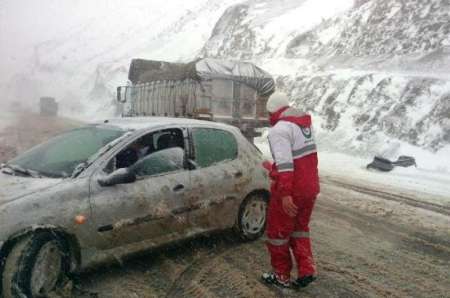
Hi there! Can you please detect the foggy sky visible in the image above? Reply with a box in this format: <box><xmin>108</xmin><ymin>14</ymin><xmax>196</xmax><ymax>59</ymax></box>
<box><xmin>0</xmin><ymin>0</ymin><xmax>352</xmax><ymax>110</ymax></box>
<box><xmin>0</xmin><ymin>0</ymin><xmax>192</xmax><ymax>91</ymax></box>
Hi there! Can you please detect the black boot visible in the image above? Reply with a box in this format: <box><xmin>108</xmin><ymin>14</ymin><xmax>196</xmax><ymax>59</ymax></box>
<box><xmin>292</xmin><ymin>275</ymin><xmax>316</xmax><ymax>289</ymax></box>
<box><xmin>261</xmin><ymin>272</ymin><xmax>291</xmax><ymax>289</ymax></box>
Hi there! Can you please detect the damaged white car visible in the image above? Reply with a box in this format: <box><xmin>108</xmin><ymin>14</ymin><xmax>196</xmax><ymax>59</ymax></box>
<box><xmin>0</xmin><ymin>117</ymin><xmax>270</xmax><ymax>297</ymax></box>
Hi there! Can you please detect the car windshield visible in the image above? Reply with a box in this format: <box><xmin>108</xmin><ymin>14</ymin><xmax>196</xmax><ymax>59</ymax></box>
<box><xmin>7</xmin><ymin>125</ymin><xmax>125</xmax><ymax>178</ymax></box>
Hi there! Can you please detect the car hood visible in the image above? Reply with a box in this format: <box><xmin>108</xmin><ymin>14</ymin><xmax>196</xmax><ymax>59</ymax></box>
<box><xmin>0</xmin><ymin>171</ymin><xmax>63</xmax><ymax>205</ymax></box>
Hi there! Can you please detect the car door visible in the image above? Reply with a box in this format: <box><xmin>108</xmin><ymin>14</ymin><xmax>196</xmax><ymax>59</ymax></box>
<box><xmin>186</xmin><ymin>126</ymin><xmax>245</xmax><ymax>231</ymax></box>
<box><xmin>89</xmin><ymin>130</ymin><xmax>191</xmax><ymax>250</ymax></box>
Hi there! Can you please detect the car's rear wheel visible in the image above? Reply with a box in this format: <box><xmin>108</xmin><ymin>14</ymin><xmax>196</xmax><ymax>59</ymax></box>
<box><xmin>2</xmin><ymin>232</ymin><xmax>70</xmax><ymax>298</ymax></box>
<box><xmin>235</xmin><ymin>193</ymin><xmax>268</xmax><ymax>241</ymax></box>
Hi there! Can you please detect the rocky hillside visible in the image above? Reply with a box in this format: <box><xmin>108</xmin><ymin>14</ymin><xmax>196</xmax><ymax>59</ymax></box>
<box><xmin>286</xmin><ymin>0</ymin><xmax>450</xmax><ymax>71</ymax></box>
<box><xmin>202</xmin><ymin>0</ymin><xmax>450</xmax><ymax>155</ymax></box>
<box><xmin>278</xmin><ymin>73</ymin><xmax>450</xmax><ymax>154</ymax></box>
<box><xmin>201</xmin><ymin>0</ymin><xmax>352</xmax><ymax>60</ymax></box>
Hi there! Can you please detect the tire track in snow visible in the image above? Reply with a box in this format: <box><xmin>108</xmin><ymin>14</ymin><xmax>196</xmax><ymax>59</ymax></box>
<box><xmin>321</xmin><ymin>177</ymin><xmax>450</xmax><ymax>217</ymax></box>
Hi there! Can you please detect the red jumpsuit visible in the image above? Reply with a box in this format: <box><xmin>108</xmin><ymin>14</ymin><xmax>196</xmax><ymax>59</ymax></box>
<box><xmin>266</xmin><ymin>106</ymin><xmax>320</xmax><ymax>281</ymax></box>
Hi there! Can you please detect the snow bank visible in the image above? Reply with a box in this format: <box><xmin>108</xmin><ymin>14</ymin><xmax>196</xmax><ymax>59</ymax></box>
<box><xmin>255</xmin><ymin>137</ymin><xmax>450</xmax><ymax>206</ymax></box>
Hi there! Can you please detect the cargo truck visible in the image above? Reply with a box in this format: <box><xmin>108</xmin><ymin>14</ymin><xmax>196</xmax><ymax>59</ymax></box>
<box><xmin>116</xmin><ymin>58</ymin><xmax>275</xmax><ymax>140</ymax></box>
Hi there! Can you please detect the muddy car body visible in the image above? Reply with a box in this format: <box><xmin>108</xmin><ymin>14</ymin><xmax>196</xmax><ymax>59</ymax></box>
<box><xmin>0</xmin><ymin>117</ymin><xmax>270</xmax><ymax>297</ymax></box>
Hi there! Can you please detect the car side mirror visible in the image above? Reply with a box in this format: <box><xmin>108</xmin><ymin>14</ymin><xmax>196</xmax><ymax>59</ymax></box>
<box><xmin>117</xmin><ymin>86</ymin><xmax>121</xmax><ymax>102</ymax></box>
<box><xmin>98</xmin><ymin>168</ymin><xmax>136</xmax><ymax>187</ymax></box>
<box><xmin>117</xmin><ymin>86</ymin><xmax>128</xmax><ymax>103</ymax></box>
<box><xmin>117</xmin><ymin>86</ymin><xmax>125</xmax><ymax>103</ymax></box>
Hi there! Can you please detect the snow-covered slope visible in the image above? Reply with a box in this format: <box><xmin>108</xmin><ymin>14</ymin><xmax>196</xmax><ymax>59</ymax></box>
<box><xmin>201</xmin><ymin>0</ymin><xmax>353</xmax><ymax>60</ymax></box>
<box><xmin>278</xmin><ymin>72</ymin><xmax>450</xmax><ymax>153</ymax></box>
<box><xmin>2</xmin><ymin>0</ymin><xmax>242</xmax><ymax>119</ymax></box>
<box><xmin>286</xmin><ymin>0</ymin><xmax>450</xmax><ymax>75</ymax></box>
<box><xmin>288</xmin><ymin>0</ymin><xmax>450</xmax><ymax>57</ymax></box>
<box><xmin>202</xmin><ymin>0</ymin><xmax>450</xmax><ymax>166</ymax></box>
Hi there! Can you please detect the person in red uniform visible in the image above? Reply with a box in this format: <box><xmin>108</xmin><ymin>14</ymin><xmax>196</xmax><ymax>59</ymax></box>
<box><xmin>261</xmin><ymin>92</ymin><xmax>320</xmax><ymax>289</ymax></box>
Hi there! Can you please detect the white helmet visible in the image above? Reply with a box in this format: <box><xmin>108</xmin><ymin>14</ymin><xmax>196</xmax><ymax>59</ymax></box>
<box><xmin>266</xmin><ymin>91</ymin><xmax>290</xmax><ymax>113</ymax></box>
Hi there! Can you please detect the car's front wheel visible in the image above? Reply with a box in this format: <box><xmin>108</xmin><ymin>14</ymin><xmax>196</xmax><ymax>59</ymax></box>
<box><xmin>235</xmin><ymin>193</ymin><xmax>268</xmax><ymax>241</ymax></box>
<box><xmin>2</xmin><ymin>232</ymin><xmax>70</xmax><ymax>298</ymax></box>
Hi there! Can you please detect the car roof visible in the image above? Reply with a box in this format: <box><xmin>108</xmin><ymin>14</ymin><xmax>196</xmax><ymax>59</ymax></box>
<box><xmin>98</xmin><ymin>117</ymin><xmax>239</xmax><ymax>132</ymax></box>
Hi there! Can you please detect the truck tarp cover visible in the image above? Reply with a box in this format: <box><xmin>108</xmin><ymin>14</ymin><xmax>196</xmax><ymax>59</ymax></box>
<box><xmin>128</xmin><ymin>58</ymin><xmax>275</xmax><ymax>97</ymax></box>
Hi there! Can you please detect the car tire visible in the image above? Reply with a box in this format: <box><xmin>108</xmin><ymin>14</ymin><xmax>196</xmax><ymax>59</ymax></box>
<box><xmin>235</xmin><ymin>194</ymin><xmax>268</xmax><ymax>241</ymax></box>
<box><xmin>2</xmin><ymin>232</ymin><xmax>70</xmax><ymax>298</ymax></box>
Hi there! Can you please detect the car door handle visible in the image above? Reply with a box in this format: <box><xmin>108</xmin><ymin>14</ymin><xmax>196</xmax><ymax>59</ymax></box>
<box><xmin>173</xmin><ymin>184</ymin><xmax>185</xmax><ymax>192</ymax></box>
<box><xmin>234</xmin><ymin>171</ymin><xmax>243</xmax><ymax>178</ymax></box>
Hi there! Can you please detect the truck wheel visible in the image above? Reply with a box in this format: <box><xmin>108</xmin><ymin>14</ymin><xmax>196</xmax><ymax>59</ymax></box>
<box><xmin>235</xmin><ymin>194</ymin><xmax>268</xmax><ymax>241</ymax></box>
<box><xmin>2</xmin><ymin>232</ymin><xmax>70</xmax><ymax>298</ymax></box>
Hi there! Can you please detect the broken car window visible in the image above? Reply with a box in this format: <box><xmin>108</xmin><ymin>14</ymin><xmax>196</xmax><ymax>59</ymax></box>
<box><xmin>113</xmin><ymin>128</ymin><xmax>184</xmax><ymax>171</ymax></box>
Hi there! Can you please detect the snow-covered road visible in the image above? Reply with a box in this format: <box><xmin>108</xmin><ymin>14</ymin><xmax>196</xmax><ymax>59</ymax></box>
<box><xmin>255</xmin><ymin>138</ymin><xmax>450</xmax><ymax>209</ymax></box>
<box><xmin>76</xmin><ymin>173</ymin><xmax>450</xmax><ymax>298</ymax></box>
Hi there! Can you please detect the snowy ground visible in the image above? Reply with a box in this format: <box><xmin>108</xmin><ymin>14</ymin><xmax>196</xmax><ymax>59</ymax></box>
<box><xmin>319</xmin><ymin>152</ymin><xmax>450</xmax><ymax>205</ymax></box>
<box><xmin>76</xmin><ymin>160</ymin><xmax>450</xmax><ymax>297</ymax></box>
<box><xmin>254</xmin><ymin>137</ymin><xmax>450</xmax><ymax>208</ymax></box>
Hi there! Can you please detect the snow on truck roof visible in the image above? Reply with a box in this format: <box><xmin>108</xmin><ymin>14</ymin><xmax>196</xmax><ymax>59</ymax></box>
<box><xmin>128</xmin><ymin>58</ymin><xmax>275</xmax><ymax>97</ymax></box>
<box><xmin>100</xmin><ymin>117</ymin><xmax>238</xmax><ymax>131</ymax></box>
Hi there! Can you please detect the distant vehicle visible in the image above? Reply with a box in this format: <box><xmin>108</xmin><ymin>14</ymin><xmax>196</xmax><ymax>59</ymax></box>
<box><xmin>39</xmin><ymin>97</ymin><xmax>58</xmax><ymax>116</ymax></box>
<box><xmin>0</xmin><ymin>117</ymin><xmax>270</xmax><ymax>297</ymax></box>
<box><xmin>116</xmin><ymin>58</ymin><xmax>275</xmax><ymax>140</ymax></box>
